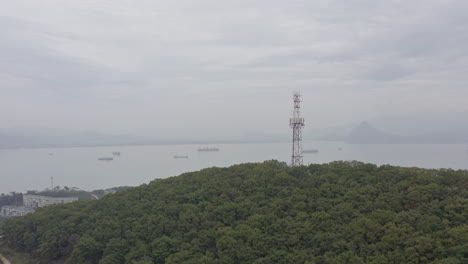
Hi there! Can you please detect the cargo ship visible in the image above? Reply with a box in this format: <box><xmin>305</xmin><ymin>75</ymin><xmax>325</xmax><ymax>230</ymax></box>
<box><xmin>98</xmin><ymin>157</ymin><xmax>114</xmax><ymax>161</ymax></box>
<box><xmin>197</xmin><ymin>147</ymin><xmax>220</xmax><ymax>152</ymax></box>
<box><xmin>302</xmin><ymin>149</ymin><xmax>319</xmax><ymax>154</ymax></box>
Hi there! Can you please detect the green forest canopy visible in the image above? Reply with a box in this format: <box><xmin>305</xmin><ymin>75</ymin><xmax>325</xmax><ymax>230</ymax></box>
<box><xmin>1</xmin><ymin>160</ymin><xmax>468</xmax><ymax>264</ymax></box>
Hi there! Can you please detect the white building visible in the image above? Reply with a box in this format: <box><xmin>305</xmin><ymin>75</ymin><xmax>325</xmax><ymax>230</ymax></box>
<box><xmin>23</xmin><ymin>194</ymin><xmax>78</xmax><ymax>209</ymax></box>
<box><xmin>1</xmin><ymin>206</ymin><xmax>35</xmax><ymax>218</ymax></box>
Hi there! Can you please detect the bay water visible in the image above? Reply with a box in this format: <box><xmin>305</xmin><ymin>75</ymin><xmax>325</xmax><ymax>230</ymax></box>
<box><xmin>1</xmin><ymin>141</ymin><xmax>467</xmax><ymax>194</ymax></box>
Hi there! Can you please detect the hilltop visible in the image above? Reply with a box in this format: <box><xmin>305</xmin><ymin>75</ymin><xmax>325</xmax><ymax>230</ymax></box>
<box><xmin>1</xmin><ymin>161</ymin><xmax>468</xmax><ymax>263</ymax></box>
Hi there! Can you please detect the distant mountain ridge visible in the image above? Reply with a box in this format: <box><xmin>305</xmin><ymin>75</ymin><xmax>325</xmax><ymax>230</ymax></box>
<box><xmin>0</xmin><ymin>129</ymin><xmax>145</xmax><ymax>149</ymax></box>
<box><xmin>345</xmin><ymin>122</ymin><xmax>468</xmax><ymax>144</ymax></box>
<box><xmin>346</xmin><ymin>122</ymin><xmax>402</xmax><ymax>144</ymax></box>
<box><xmin>3</xmin><ymin>118</ymin><xmax>468</xmax><ymax>148</ymax></box>
<box><xmin>0</xmin><ymin>129</ymin><xmax>244</xmax><ymax>149</ymax></box>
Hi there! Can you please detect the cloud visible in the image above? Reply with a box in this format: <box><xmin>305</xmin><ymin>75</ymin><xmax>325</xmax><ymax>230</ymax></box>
<box><xmin>0</xmin><ymin>0</ymin><xmax>467</xmax><ymax>138</ymax></box>
<box><xmin>0</xmin><ymin>16</ymin><xmax>107</xmax><ymax>101</ymax></box>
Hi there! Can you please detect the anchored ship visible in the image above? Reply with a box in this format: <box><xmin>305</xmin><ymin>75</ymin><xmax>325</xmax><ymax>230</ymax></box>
<box><xmin>98</xmin><ymin>157</ymin><xmax>113</xmax><ymax>161</ymax></box>
<box><xmin>197</xmin><ymin>147</ymin><xmax>220</xmax><ymax>152</ymax></box>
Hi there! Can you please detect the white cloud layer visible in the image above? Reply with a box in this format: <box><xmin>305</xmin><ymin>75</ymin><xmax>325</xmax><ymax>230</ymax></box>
<box><xmin>1</xmin><ymin>0</ymin><xmax>468</xmax><ymax>139</ymax></box>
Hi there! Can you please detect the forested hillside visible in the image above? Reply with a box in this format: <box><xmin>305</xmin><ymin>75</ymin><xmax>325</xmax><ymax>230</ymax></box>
<box><xmin>1</xmin><ymin>161</ymin><xmax>468</xmax><ymax>264</ymax></box>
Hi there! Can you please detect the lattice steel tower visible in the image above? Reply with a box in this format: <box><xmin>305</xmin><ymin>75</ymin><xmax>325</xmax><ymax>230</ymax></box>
<box><xmin>290</xmin><ymin>92</ymin><xmax>305</xmax><ymax>166</ymax></box>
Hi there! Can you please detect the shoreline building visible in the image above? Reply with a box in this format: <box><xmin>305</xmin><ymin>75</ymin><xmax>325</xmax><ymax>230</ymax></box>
<box><xmin>1</xmin><ymin>206</ymin><xmax>35</xmax><ymax>218</ymax></box>
<box><xmin>23</xmin><ymin>194</ymin><xmax>78</xmax><ymax>209</ymax></box>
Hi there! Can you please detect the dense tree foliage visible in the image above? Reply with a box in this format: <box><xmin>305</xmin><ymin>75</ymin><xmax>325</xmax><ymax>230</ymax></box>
<box><xmin>2</xmin><ymin>161</ymin><xmax>468</xmax><ymax>263</ymax></box>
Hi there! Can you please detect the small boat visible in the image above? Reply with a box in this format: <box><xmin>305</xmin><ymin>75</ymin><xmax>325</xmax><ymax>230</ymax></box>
<box><xmin>98</xmin><ymin>157</ymin><xmax>113</xmax><ymax>161</ymax></box>
<box><xmin>112</xmin><ymin>151</ymin><xmax>121</xmax><ymax>156</ymax></box>
<box><xmin>198</xmin><ymin>147</ymin><xmax>220</xmax><ymax>152</ymax></box>
<box><xmin>302</xmin><ymin>149</ymin><xmax>319</xmax><ymax>154</ymax></box>
<box><xmin>174</xmin><ymin>155</ymin><xmax>189</xmax><ymax>159</ymax></box>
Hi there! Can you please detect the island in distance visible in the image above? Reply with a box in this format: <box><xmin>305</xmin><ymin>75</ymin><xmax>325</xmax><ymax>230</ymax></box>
<box><xmin>3</xmin><ymin>116</ymin><xmax>468</xmax><ymax>149</ymax></box>
<box><xmin>315</xmin><ymin>121</ymin><xmax>468</xmax><ymax>144</ymax></box>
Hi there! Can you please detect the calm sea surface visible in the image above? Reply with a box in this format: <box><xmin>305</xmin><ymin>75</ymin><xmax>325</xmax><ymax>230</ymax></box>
<box><xmin>1</xmin><ymin>141</ymin><xmax>467</xmax><ymax>194</ymax></box>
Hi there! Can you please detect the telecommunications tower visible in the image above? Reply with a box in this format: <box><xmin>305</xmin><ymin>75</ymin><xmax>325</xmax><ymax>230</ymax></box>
<box><xmin>290</xmin><ymin>92</ymin><xmax>304</xmax><ymax>166</ymax></box>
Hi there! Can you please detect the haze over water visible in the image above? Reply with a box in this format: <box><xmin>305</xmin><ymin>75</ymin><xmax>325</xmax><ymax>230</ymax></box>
<box><xmin>1</xmin><ymin>141</ymin><xmax>467</xmax><ymax>194</ymax></box>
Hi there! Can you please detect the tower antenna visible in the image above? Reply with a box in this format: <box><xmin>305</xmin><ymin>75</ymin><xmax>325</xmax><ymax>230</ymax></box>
<box><xmin>51</xmin><ymin>176</ymin><xmax>54</xmax><ymax>190</ymax></box>
<box><xmin>290</xmin><ymin>92</ymin><xmax>305</xmax><ymax>166</ymax></box>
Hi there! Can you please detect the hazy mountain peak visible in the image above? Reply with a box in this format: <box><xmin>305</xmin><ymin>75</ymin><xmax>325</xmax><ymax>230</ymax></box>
<box><xmin>356</xmin><ymin>121</ymin><xmax>372</xmax><ymax>129</ymax></box>
<box><xmin>347</xmin><ymin>122</ymin><xmax>400</xmax><ymax>144</ymax></box>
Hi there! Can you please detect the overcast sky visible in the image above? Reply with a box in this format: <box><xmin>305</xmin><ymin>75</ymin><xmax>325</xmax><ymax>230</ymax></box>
<box><xmin>1</xmin><ymin>0</ymin><xmax>467</xmax><ymax>140</ymax></box>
